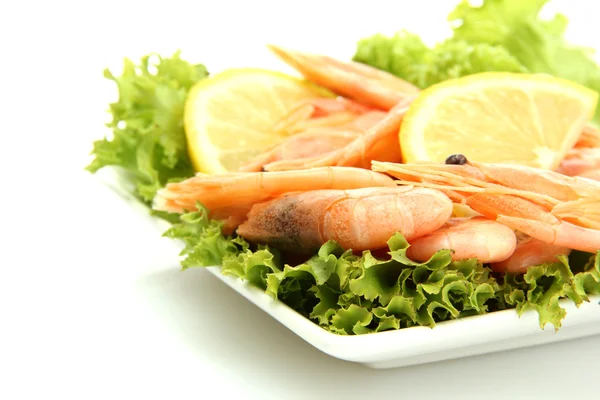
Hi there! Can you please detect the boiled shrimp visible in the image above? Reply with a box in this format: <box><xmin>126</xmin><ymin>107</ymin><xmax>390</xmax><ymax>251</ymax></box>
<box><xmin>152</xmin><ymin>166</ymin><xmax>397</xmax><ymax>233</ymax></box>
<box><xmin>373</xmin><ymin>158</ymin><xmax>600</xmax><ymax>254</ymax></box>
<box><xmin>236</xmin><ymin>186</ymin><xmax>453</xmax><ymax>252</ymax></box>
<box><xmin>272</xmin><ymin>97</ymin><xmax>377</xmax><ymax>137</ymax></box>
<box><xmin>234</xmin><ymin>46</ymin><xmax>422</xmax><ymax>172</ymax></box>
<box><xmin>268</xmin><ymin>45</ymin><xmax>420</xmax><ymax>111</ymax></box>
<box><xmin>240</xmin><ymin>46</ymin><xmax>419</xmax><ymax>171</ymax></box>
<box><xmin>575</xmin><ymin>124</ymin><xmax>600</xmax><ymax>148</ymax></box>
<box><xmin>406</xmin><ymin>217</ymin><xmax>517</xmax><ymax>263</ymax></box>
<box><xmin>557</xmin><ymin>125</ymin><xmax>600</xmax><ymax>180</ymax></box>
<box><xmin>556</xmin><ymin>147</ymin><xmax>600</xmax><ymax>180</ymax></box>
<box><xmin>243</xmin><ymin>96</ymin><xmax>415</xmax><ymax>172</ymax></box>
<box><xmin>490</xmin><ymin>234</ymin><xmax>571</xmax><ymax>274</ymax></box>
<box><xmin>240</xmin><ymin>111</ymin><xmax>386</xmax><ymax>172</ymax></box>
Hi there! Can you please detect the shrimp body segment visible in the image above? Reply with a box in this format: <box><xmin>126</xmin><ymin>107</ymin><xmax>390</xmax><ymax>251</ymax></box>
<box><xmin>406</xmin><ymin>217</ymin><xmax>517</xmax><ymax>263</ymax></box>
<box><xmin>372</xmin><ymin>160</ymin><xmax>600</xmax><ymax>254</ymax></box>
<box><xmin>236</xmin><ymin>186</ymin><xmax>454</xmax><ymax>252</ymax></box>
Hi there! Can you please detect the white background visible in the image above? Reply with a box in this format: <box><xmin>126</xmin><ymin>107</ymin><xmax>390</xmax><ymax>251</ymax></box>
<box><xmin>2</xmin><ymin>0</ymin><xmax>600</xmax><ymax>398</ymax></box>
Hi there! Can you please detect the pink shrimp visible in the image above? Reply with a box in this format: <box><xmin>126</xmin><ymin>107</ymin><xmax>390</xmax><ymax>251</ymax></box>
<box><xmin>406</xmin><ymin>217</ymin><xmax>517</xmax><ymax>263</ymax></box>
<box><xmin>240</xmin><ymin>111</ymin><xmax>387</xmax><ymax>172</ymax></box>
<box><xmin>235</xmin><ymin>46</ymin><xmax>421</xmax><ymax>172</ymax></box>
<box><xmin>373</xmin><ymin>158</ymin><xmax>600</xmax><ymax>254</ymax></box>
<box><xmin>243</xmin><ymin>96</ymin><xmax>415</xmax><ymax>172</ymax></box>
<box><xmin>557</xmin><ymin>125</ymin><xmax>600</xmax><ymax>181</ymax></box>
<box><xmin>556</xmin><ymin>147</ymin><xmax>600</xmax><ymax>180</ymax></box>
<box><xmin>490</xmin><ymin>234</ymin><xmax>571</xmax><ymax>274</ymax></box>
<box><xmin>268</xmin><ymin>45</ymin><xmax>420</xmax><ymax>111</ymax></box>
<box><xmin>152</xmin><ymin>166</ymin><xmax>397</xmax><ymax>234</ymax></box>
<box><xmin>236</xmin><ymin>186</ymin><xmax>453</xmax><ymax>252</ymax></box>
<box><xmin>272</xmin><ymin>97</ymin><xmax>378</xmax><ymax>137</ymax></box>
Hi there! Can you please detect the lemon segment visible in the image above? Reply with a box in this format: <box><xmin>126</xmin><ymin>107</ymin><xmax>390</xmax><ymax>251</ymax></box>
<box><xmin>184</xmin><ymin>68</ymin><xmax>333</xmax><ymax>174</ymax></box>
<box><xmin>400</xmin><ymin>72</ymin><xmax>598</xmax><ymax>170</ymax></box>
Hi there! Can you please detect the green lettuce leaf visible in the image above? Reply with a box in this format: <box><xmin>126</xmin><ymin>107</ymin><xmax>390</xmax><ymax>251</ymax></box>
<box><xmin>353</xmin><ymin>31</ymin><xmax>527</xmax><ymax>88</ymax></box>
<box><xmin>164</xmin><ymin>208</ymin><xmax>600</xmax><ymax>335</ymax></box>
<box><xmin>86</xmin><ymin>52</ymin><xmax>208</xmax><ymax>203</ymax></box>
<box><xmin>502</xmin><ymin>251</ymin><xmax>600</xmax><ymax>330</ymax></box>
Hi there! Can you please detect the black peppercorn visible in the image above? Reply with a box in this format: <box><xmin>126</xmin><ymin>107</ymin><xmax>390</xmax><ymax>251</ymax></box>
<box><xmin>445</xmin><ymin>154</ymin><xmax>468</xmax><ymax>165</ymax></box>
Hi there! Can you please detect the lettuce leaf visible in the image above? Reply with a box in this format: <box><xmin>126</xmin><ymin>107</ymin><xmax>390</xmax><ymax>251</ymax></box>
<box><xmin>86</xmin><ymin>52</ymin><xmax>208</xmax><ymax>203</ymax></box>
<box><xmin>353</xmin><ymin>32</ymin><xmax>527</xmax><ymax>89</ymax></box>
<box><xmin>164</xmin><ymin>207</ymin><xmax>600</xmax><ymax>335</ymax></box>
<box><xmin>501</xmin><ymin>251</ymin><xmax>600</xmax><ymax>330</ymax></box>
<box><xmin>353</xmin><ymin>0</ymin><xmax>600</xmax><ymax>123</ymax></box>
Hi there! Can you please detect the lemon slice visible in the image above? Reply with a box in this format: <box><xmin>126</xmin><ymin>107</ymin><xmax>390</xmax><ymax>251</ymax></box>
<box><xmin>184</xmin><ymin>68</ymin><xmax>332</xmax><ymax>174</ymax></box>
<box><xmin>400</xmin><ymin>72</ymin><xmax>598</xmax><ymax>170</ymax></box>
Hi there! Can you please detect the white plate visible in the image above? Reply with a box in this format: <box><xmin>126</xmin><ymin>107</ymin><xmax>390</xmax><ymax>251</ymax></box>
<box><xmin>205</xmin><ymin>266</ymin><xmax>600</xmax><ymax>369</ymax></box>
<box><xmin>97</xmin><ymin>169</ymin><xmax>600</xmax><ymax>369</ymax></box>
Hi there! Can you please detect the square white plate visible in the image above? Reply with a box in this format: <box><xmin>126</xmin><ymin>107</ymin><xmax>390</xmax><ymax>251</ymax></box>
<box><xmin>97</xmin><ymin>169</ymin><xmax>600</xmax><ymax>369</ymax></box>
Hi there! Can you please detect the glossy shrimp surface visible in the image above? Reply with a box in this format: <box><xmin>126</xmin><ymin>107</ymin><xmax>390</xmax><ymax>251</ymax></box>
<box><xmin>373</xmin><ymin>159</ymin><xmax>600</xmax><ymax>253</ymax></box>
<box><xmin>236</xmin><ymin>186</ymin><xmax>453</xmax><ymax>252</ymax></box>
<box><xmin>406</xmin><ymin>217</ymin><xmax>517</xmax><ymax>263</ymax></box>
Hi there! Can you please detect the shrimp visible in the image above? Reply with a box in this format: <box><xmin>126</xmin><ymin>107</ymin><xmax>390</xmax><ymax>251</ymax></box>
<box><xmin>268</xmin><ymin>45</ymin><xmax>420</xmax><ymax>111</ymax></box>
<box><xmin>240</xmin><ymin>111</ymin><xmax>387</xmax><ymax>172</ymax></box>
<box><xmin>372</xmin><ymin>157</ymin><xmax>600</xmax><ymax>254</ymax></box>
<box><xmin>557</xmin><ymin>147</ymin><xmax>600</xmax><ymax>180</ymax></box>
<box><xmin>236</xmin><ymin>186</ymin><xmax>453</xmax><ymax>252</ymax></box>
<box><xmin>557</xmin><ymin>125</ymin><xmax>600</xmax><ymax>180</ymax></box>
<box><xmin>235</xmin><ymin>46</ymin><xmax>420</xmax><ymax>172</ymax></box>
<box><xmin>244</xmin><ymin>96</ymin><xmax>416</xmax><ymax>172</ymax></box>
<box><xmin>152</xmin><ymin>166</ymin><xmax>397</xmax><ymax>234</ymax></box>
<box><xmin>406</xmin><ymin>217</ymin><xmax>517</xmax><ymax>263</ymax></box>
<box><xmin>490</xmin><ymin>234</ymin><xmax>571</xmax><ymax>274</ymax></box>
<box><xmin>575</xmin><ymin>124</ymin><xmax>600</xmax><ymax>148</ymax></box>
<box><xmin>272</xmin><ymin>97</ymin><xmax>378</xmax><ymax>137</ymax></box>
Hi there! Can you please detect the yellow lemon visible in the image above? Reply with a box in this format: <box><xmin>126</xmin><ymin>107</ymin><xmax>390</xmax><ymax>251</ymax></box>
<box><xmin>184</xmin><ymin>68</ymin><xmax>332</xmax><ymax>174</ymax></box>
<box><xmin>400</xmin><ymin>72</ymin><xmax>598</xmax><ymax>170</ymax></box>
